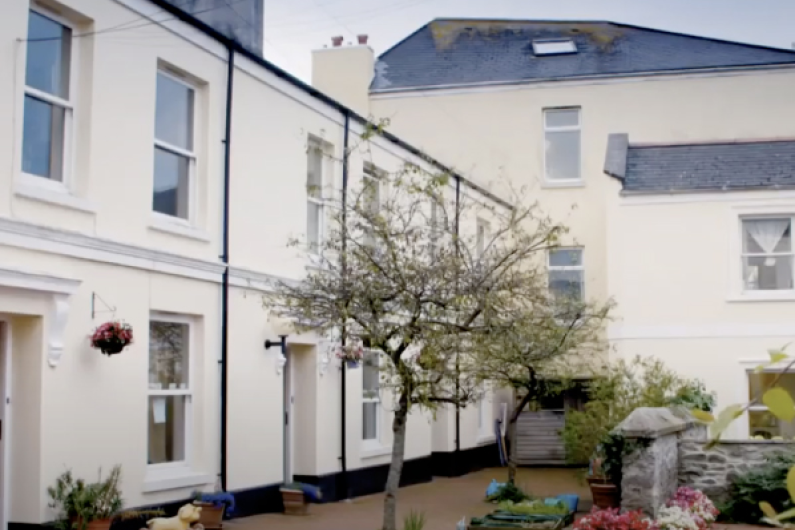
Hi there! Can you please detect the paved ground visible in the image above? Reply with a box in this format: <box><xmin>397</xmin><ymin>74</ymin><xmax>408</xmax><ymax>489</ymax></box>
<box><xmin>227</xmin><ymin>468</ymin><xmax>591</xmax><ymax>530</ymax></box>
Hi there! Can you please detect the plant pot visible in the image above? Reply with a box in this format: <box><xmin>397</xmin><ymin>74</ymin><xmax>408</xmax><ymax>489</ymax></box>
<box><xmin>586</xmin><ymin>476</ymin><xmax>609</xmax><ymax>486</ymax></box>
<box><xmin>280</xmin><ymin>488</ymin><xmax>308</xmax><ymax>515</ymax></box>
<box><xmin>194</xmin><ymin>501</ymin><xmax>225</xmax><ymax>529</ymax></box>
<box><xmin>345</xmin><ymin>360</ymin><xmax>360</xmax><ymax>369</ymax></box>
<box><xmin>590</xmin><ymin>482</ymin><xmax>620</xmax><ymax>509</ymax></box>
<box><xmin>85</xmin><ymin>519</ymin><xmax>112</xmax><ymax>530</ymax></box>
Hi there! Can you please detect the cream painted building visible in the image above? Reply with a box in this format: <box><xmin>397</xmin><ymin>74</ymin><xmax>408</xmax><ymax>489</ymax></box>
<box><xmin>0</xmin><ymin>3</ymin><xmax>506</xmax><ymax>528</ymax></box>
<box><xmin>311</xmin><ymin>20</ymin><xmax>795</xmax><ymax>443</ymax></box>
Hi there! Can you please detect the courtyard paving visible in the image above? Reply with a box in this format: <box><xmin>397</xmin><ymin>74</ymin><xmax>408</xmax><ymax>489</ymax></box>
<box><xmin>227</xmin><ymin>467</ymin><xmax>591</xmax><ymax>530</ymax></box>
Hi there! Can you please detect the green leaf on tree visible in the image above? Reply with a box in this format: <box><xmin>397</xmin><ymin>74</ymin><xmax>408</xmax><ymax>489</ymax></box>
<box><xmin>760</xmin><ymin>501</ymin><xmax>778</xmax><ymax>518</ymax></box>
<box><xmin>709</xmin><ymin>404</ymin><xmax>743</xmax><ymax>440</ymax></box>
<box><xmin>788</xmin><ymin>466</ymin><xmax>795</xmax><ymax>503</ymax></box>
<box><xmin>774</xmin><ymin>506</ymin><xmax>795</xmax><ymax>522</ymax></box>
<box><xmin>769</xmin><ymin>350</ymin><xmax>790</xmax><ymax>364</ymax></box>
<box><xmin>763</xmin><ymin>388</ymin><xmax>795</xmax><ymax>422</ymax></box>
<box><xmin>690</xmin><ymin>409</ymin><xmax>714</xmax><ymax>423</ymax></box>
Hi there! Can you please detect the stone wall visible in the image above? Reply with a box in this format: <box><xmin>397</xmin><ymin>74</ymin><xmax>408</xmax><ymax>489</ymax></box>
<box><xmin>679</xmin><ymin>440</ymin><xmax>795</xmax><ymax>501</ymax></box>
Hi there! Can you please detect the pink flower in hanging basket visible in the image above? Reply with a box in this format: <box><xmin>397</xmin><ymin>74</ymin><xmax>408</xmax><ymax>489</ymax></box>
<box><xmin>90</xmin><ymin>321</ymin><xmax>133</xmax><ymax>356</ymax></box>
<box><xmin>335</xmin><ymin>342</ymin><xmax>364</xmax><ymax>362</ymax></box>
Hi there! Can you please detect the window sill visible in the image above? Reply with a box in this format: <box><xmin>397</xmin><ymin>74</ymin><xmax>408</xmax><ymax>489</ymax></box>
<box><xmin>361</xmin><ymin>444</ymin><xmax>392</xmax><ymax>459</ymax></box>
<box><xmin>143</xmin><ymin>469</ymin><xmax>214</xmax><ymax>493</ymax></box>
<box><xmin>149</xmin><ymin>215</ymin><xmax>211</xmax><ymax>242</ymax></box>
<box><xmin>541</xmin><ymin>180</ymin><xmax>585</xmax><ymax>189</ymax></box>
<box><xmin>14</xmin><ymin>179</ymin><xmax>97</xmax><ymax>214</ymax></box>
<box><xmin>727</xmin><ymin>291</ymin><xmax>795</xmax><ymax>303</ymax></box>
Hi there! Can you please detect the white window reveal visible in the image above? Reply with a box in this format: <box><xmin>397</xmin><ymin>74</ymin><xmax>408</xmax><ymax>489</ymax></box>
<box><xmin>153</xmin><ymin>69</ymin><xmax>196</xmax><ymax>220</ymax></box>
<box><xmin>544</xmin><ymin>108</ymin><xmax>581</xmax><ymax>182</ymax></box>
<box><xmin>476</xmin><ymin>218</ymin><xmax>490</xmax><ymax>258</ymax></box>
<box><xmin>362</xmin><ymin>350</ymin><xmax>381</xmax><ymax>445</ymax></box>
<box><xmin>148</xmin><ymin>319</ymin><xmax>192</xmax><ymax>466</ymax></box>
<box><xmin>747</xmin><ymin>371</ymin><xmax>795</xmax><ymax>439</ymax></box>
<box><xmin>22</xmin><ymin>8</ymin><xmax>73</xmax><ymax>183</ymax></box>
<box><xmin>306</xmin><ymin>137</ymin><xmax>325</xmax><ymax>253</ymax></box>
<box><xmin>548</xmin><ymin>248</ymin><xmax>584</xmax><ymax>301</ymax></box>
<box><xmin>532</xmin><ymin>39</ymin><xmax>577</xmax><ymax>56</ymax></box>
<box><xmin>742</xmin><ymin>218</ymin><xmax>793</xmax><ymax>291</ymax></box>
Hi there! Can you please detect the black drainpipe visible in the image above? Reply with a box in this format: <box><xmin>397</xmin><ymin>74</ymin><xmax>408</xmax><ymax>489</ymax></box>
<box><xmin>453</xmin><ymin>175</ymin><xmax>462</xmax><ymax>466</ymax></box>
<box><xmin>219</xmin><ymin>45</ymin><xmax>235</xmax><ymax>493</ymax></box>
<box><xmin>338</xmin><ymin>112</ymin><xmax>351</xmax><ymax>500</ymax></box>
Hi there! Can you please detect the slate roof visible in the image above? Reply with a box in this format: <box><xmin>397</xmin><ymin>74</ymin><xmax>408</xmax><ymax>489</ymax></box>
<box><xmin>603</xmin><ymin>135</ymin><xmax>795</xmax><ymax>193</ymax></box>
<box><xmin>372</xmin><ymin>19</ymin><xmax>795</xmax><ymax>91</ymax></box>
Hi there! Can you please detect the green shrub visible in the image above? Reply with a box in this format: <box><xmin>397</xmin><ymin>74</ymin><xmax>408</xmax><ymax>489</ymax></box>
<box><xmin>402</xmin><ymin>509</ymin><xmax>426</xmax><ymax>530</ymax></box>
<box><xmin>486</xmin><ymin>482</ymin><xmax>531</xmax><ymax>503</ymax></box>
<box><xmin>668</xmin><ymin>380</ymin><xmax>716</xmax><ymax>412</ymax></box>
<box><xmin>720</xmin><ymin>452</ymin><xmax>795</xmax><ymax>523</ymax></box>
<box><xmin>497</xmin><ymin>500</ymin><xmax>568</xmax><ymax>516</ymax></box>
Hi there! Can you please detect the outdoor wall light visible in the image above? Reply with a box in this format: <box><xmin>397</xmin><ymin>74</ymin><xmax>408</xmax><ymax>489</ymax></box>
<box><xmin>265</xmin><ymin>315</ymin><xmax>292</xmax><ymax>375</ymax></box>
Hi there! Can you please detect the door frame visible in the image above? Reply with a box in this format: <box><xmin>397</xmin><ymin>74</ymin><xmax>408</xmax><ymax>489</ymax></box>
<box><xmin>0</xmin><ymin>318</ymin><xmax>13</xmax><ymax>530</ymax></box>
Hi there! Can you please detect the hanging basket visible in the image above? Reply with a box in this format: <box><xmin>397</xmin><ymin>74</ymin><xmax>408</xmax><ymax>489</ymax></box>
<box><xmin>97</xmin><ymin>340</ymin><xmax>126</xmax><ymax>356</ymax></box>
<box><xmin>90</xmin><ymin>321</ymin><xmax>133</xmax><ymax>356</ymax></box>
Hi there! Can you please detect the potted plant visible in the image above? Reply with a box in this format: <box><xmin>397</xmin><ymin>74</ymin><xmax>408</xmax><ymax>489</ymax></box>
<box><xmin>279</xmin><ymin>482</ymin><xmax>322</xmax><ymax>515</ymax></box>
<box><xmin>336</xmin><ymin>341</ymin><xmax>364</xmax><ymax>369</ymax></box>
<box><xmin>587</xmin><ymin>434</ymin><xmax>623</xmax><ymax>509</ymax></box>
<box><xmin>90</xmin><ymin>321</ymin><xmax>133</xmax><ymax>356</ymax></box>
<box><xmin>48</xmin><ymin>466</ymin><xmax>124</xmax><ymax>530</ymax></box>
<box><xmin>192</xmin><ymin>491</ymin><xmax>235</xmax><ymax>528</ymax></box>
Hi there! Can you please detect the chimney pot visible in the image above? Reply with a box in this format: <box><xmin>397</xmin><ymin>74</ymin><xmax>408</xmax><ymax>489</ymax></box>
<box><xmin>357</xmin><ymin>34</ymin><xmax>368</xmax><ymax>45</ymax></box>
<box><xmin>331</xmin><ymin>36</ymin><xmax>343</xmax><ymax>47</ymax></box>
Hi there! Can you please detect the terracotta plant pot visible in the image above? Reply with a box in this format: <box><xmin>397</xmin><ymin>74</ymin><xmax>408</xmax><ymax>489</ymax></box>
<box><xmin>194</xmin><ymin>501</ymin><xmax>225</xmax><ymax>529</ymax></box>
<box><xmin>280</xmin><ymin>488</ymin><xmax>308</xmax><ymax>515</ymax></box>
<box><xmin>590</xmin><ymin>482</ymin><xmax>620</xmax><ymax>509</ymax></box>
<box><xmin>85</xmin><ymin>519</ymin><xmax>113</xmax><ymax>530</ymax></box>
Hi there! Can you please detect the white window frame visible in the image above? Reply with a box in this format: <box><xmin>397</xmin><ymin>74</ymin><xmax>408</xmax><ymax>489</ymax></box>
<box><xmin>548</xmin><ymin>247</ymin><xmax>585</xmax><ymax>301</ymax></box>
<box><xmin>19</xmin><ymin>5</ymin><xmax>76</xmax><ymax>194</ymax></box>
<box><xmin>152</xmin><ymin>67</ymin><xmax>198</xmax><ymax>226</ymax></box>
<box><xmin>306</xmin><ymin>136</ymin><xmax>327</xmax><ymax>254</ymax></box>
<box><xmin>362</xmin><ymin>348</ymin><xmax>382</xmax><ymax>450</ymax></box>
<box><xmin>743</xmin><ymin>366</ymin><xmax>795</xmax><ymax>440</ymax></box>
<box><xmin>146</xmin><ymin>314</ymin><xmax>194</xmax><ymax>475</ymax></box>
<box><xmin>476</xmin><ymin>218</ymin><xmax>490</xmax><ymax>258</ymax></box>
<box><xmin>739</xmin><ymin>215</ymin><xmax>794</xmax><ymax>296</ymax></box>
<box><xmin>543</xmin><ymin>108</ymin><xmax>581</xmax><ymax>184</ymax></box>
<box><xmin>362</xmin><ymin>164</ymin><xmax>383</xmax><ymax>249</ymax></box>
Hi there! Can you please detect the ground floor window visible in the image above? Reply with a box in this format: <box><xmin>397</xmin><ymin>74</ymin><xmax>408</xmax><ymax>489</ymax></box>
<box><xmin>747</xmin><ymin>371</ymin><xmax>795</xmax><ymax>439</ymax></box>
<box><xmin>362</xmin><ymin>349</ymin><xmax>381</xmax><ymax>444</ymax></box>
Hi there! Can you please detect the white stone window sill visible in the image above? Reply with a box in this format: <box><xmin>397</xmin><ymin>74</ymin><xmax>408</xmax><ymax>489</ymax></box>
<box><xmin>727</xmin><ymin>290</ymin><xmax>795</xmax><ymax>303</ymax></box>
<box><xmin>149</xmin><ymin>214</ymin><xmax>211</xmax><ymax>242</ymax></box>
<box><xmin>477</xmin><ymin>433</ymin><xmax>496</xmax><ymax>445</ymax></box>
<box><xmin>541</xmin><ymin>180</ymin><xmax>585</xmax><ymax>189</ymax></box>
<box><xmin>15</xmin><ymin>179</ymin><xmax>97</xmax><ymax>214</ymax></box>
<box><xmin>361</xmin><ymin>444</ymin><xmax>392</xmax><ymax>459</ymax></box>
<box><xmin>143</xmin><ymin>468</ymin><xmax>214</xmax><ymax>493</ymax></box>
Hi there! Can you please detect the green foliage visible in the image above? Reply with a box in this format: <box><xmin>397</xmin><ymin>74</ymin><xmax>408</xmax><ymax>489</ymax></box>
<box><xmin>497</xmin><ymin>500</ymin><xmax>568</xmax><ymax>516</ymax></box>
<box><xmin>668</xmin><ymin>380</ymin><xmax>716</xmax><ymax>412</ymax></box>
<box><xmin>402</xmin><ymin>510</ymin><xmax>426</xmax><ymax>530</ymax></box>
<box><xmin>48</xmin><ymin>466</ymin><xmax>124</xmax><ymax>530</ymax></box>
<box><xmin>720</xmin><ymin>453</ymin><xmax>795</xmax><ymax>524</ymax></box>
<box><xmin>486</xmin><ymin>482</ymin><xmax>531</xmax><ymax>503</ymax></box>
<box><xmin>562</xmin><ymin>356</ymin><xmax>698</xmax><ymax>465</ymax></box>
<box><xmin>597</xmin><ymin>432</ymin><xmax>649</xmax><ymax>486</ymax></box>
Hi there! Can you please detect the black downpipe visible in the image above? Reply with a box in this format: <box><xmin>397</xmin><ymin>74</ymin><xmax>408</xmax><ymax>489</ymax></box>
<box><xmin>219</xmin><ymin>46</ymin><xmax>235</xmax><ymax>493</ymax></box>
<box><xmin>454</xmin><ymin>176</ymin><xmax>462</xmax><ymax>462</ymax></box>
<box><xmin>339</xmin><ymin>112</ymin><xmax>351</xmax><ymax>500</ymax></box>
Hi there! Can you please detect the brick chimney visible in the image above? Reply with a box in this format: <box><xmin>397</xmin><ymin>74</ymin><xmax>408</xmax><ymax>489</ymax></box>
<box><xmin>312</xmin><ymin>35</ymin><xmax>374</xmax><ymax>116</ymax></box>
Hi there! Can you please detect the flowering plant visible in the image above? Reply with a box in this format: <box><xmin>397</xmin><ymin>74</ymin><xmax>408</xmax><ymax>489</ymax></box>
<box><xmin>335</xmin><ymin>341</ymin><xmax>364</xmax><ymax>363</ymax></box>
<box><xmin>656</xmin><ymin>505</ymin><xmax>700</xmax><ymax>530</ymax></box>
<box><xmin>666</xmin><ymin>487</ymin><xmax>718</xmax><ymax>528</ymax></box>
<box><xmin>90</xmin><ymin>321</ymin><xmax>133</xmax><ymax>356</ymax></box>
<box><xmin>574</xmin><ymin>508</ymin><xmax>656</xmax><ymax>530</ymax></box>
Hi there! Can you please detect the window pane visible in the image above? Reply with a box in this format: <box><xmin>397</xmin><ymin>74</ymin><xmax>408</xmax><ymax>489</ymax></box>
<box><xmin>743</xmin><ymin>255</ymin><xmax>793</xmax><ymax>290</ymax></box>
<box><xmin>148</xmin><ymin>395</ymin><xmax>187</xmax><ymax>464</ymax></box>
<box><xmin>364</xmin><ymin>177</ymin><xmax>380</xmax><ymax>213</ymax></box>
<box><xmin>307</xmin><ymin>145</ymin><xmax>323</xmax><ymax>198</ymax></box>
<box><xmin>748</xmin><ymin>372</ymin><xmax>795</xmax><ymax>401</ymax></box>
<box><xmin>549</xmin><ymin>249</ymin><xmax>582</xmax><ymax>267</ymax></box>
<box><xmin>363</xmin><ymin>352</ymin><xmax>379</xmax><ymax>393</ymax></box>
<box><xmin>749</xmin><ymin>409</ymin><xmax>795</xmax><ymax>439</ymax></box>
<box><xmin>153</xmin><ymin>148</ymin><xmax>190</xmax><ymax>219</ymax></box>
<box><xmin>363</xmin><ymin>402</ymin><xmax>377</xmax><ymax>440</ymax></box>
<box><xmin>22</xmin><ymin>95</ymin><xmax>65</xmax><ymax>181</ymax></box>
<box><xmin>743</xmin><ymin>219</ymin><xmax>791</xmax><ymax>254</ymax></box>
<box><xmin>149</xmin><ymin>322</ymin><xmax>190</xmax><ymax>388</ymax></box>
<box><xmin>26</xmin><ymin>11</ymin><xmax>71</xmax><ymax>98</ymax></box>
<box><xmin>307</xmin><ymin>201</ymin><xmax>321</xmax><ymax>251</ymax></box>
<box><xmin>545</xmin><ymin>130</ymin><xmax>581</xmax><ymax>180</ymax></box>
<box><xmin>155</xmin><ymin>73</ymin><xmax>194</xmax><ymax>150</ymax></box>
<box><xmin>545</xmin><ymin>109</ymin><xmax>579</xmax><ymax>128</ymax></box>
<box><xmin>549</xmin><ymin>270</ymin><xmax>584</xmax><ymax>300</ymax></box>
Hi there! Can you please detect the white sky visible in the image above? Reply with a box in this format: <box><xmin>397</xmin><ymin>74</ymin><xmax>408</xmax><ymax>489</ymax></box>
<box><xmin>261</xmin><ymin>0</ymin><xmax>795</xmax><ymax>83</ymax></box>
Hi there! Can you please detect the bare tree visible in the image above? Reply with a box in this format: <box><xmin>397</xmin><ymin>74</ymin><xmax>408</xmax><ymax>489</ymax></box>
<box><xmin>266</xmin><ymin>155</ymin><xmax>575</xmax><ymax>530</ymax></box>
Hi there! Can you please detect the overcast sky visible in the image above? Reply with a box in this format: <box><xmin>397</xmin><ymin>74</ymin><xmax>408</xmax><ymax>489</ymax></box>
<box><xmin>261</xmin><ymin>0</ymin><xmax>795</xmax><ymax>83</ymax></box>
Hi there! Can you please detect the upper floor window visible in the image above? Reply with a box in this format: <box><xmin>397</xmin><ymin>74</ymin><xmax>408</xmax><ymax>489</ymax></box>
<box><xmin>362</xmin><ymin>350</ymin><xmax>381</xmax><ymax>445</ymax></box>
<box><xmin>476</xmin><ymin>218</ymin><xmax>490</xmax><ymax>258</ymax></box>
<box><xmin>548</xmin><ymin>248</ymin><xmax>584</xmax><ymax>300</ymax></box>
<box><xmin>153</xmin><ymin>69</ymin><xmax>196</xmax><ymax>220</ymax></box>
<box><xmin>742</xmin><ymin>218</ymin><xmax>793</xmax><ymax>291</ymax></box>
<box><xmin>22</xmin><ymin>8</ymin><xmax>73</xmax><ymax>183</ymax></box>
<box><xmin>148</xmin><ymin>317</ymin><xmax>193</xmax><ymax>466</ymax></box>
<box><xmin>544</xmin><ymin>108</ymin><xmax>581</xmax><ymax>182</ymax></box>
<box><xmin>306</xmin><ymin>137</ymin><xmax>326</xmax><ymax>253</ymax></box>
<box><xmin>363</xmin><ymin>165</ymin><xmax>382</xmax><ymax>249</ymax></box>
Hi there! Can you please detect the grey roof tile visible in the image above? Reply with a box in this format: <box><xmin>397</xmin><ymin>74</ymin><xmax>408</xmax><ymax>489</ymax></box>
<box><xmin>372</xmin><ymin>19</ymin><xmax>795</xmax><ymax>91</ymax></box>
<box><xmin>622</xmin><ymin>140</ymin><xmax>795</xmax><ymax>192</ymax></box>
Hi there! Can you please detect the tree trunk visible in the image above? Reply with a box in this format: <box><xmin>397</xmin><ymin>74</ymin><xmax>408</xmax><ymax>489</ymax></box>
<box><xmin>382</xmin><ymin>390</ymin><xmax>409</xmax><ymax>530</ymax></box>
<box><xmin>507</xmin><ymin>391</ymin><xmax>533</xmax><ymax>485</ymax></box>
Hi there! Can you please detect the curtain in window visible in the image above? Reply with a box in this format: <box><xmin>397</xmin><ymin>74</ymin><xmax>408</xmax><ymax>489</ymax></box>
<box><xmin>746</xmin><ymin>219</ymin><xmax>789</xmax><ymax>266</ymax></box>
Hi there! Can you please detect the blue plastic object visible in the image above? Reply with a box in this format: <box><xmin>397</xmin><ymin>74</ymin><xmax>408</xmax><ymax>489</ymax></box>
<box><xmin>485</xmin><ymin>479</ymin><xmax>505</xmax><ymax>498</ymax></box>
<box><xmin>556</xmin><ymin>494</ymin><xmax>579</xmax><ymax>513</ymax></box>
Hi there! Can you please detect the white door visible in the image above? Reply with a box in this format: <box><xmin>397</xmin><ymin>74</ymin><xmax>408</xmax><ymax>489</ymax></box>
<box><xmin>0</xmin><ymin>321</ymin><xmax>10</xmax><ymax>530</ymax></box>
<box><xmin>283</xmin><ymin>348</ymin><xmax>293</xmax><ymax>484</ymax></box>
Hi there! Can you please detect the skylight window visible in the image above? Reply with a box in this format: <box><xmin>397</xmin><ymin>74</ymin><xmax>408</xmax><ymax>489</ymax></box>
<box><xmin>532</xmin><ymin>39</ymin><xmax>577</xmax><ymax>56</ymax></box>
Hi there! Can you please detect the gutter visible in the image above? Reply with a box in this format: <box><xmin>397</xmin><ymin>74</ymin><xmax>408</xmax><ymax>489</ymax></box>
<box><xmin>453</xmin><ymin>176</ymin><xmax>461</xmax><ymax>461</ymax></box>
<box><xmin>219</xmin><ymin>45</ymin><xmax>235</xmax><ymax>492</ymax></box>
<box><xmin>339</xmin><ymin>112</ymin><xmax>351</xmax><ymax>501</ymax></box>
<box><xmin>145</xmin><ymin>0</ymin><xmax>512</xmax><ymax>212</ymax></box>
